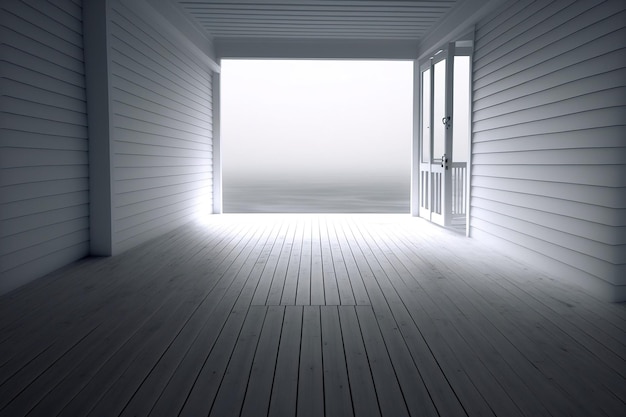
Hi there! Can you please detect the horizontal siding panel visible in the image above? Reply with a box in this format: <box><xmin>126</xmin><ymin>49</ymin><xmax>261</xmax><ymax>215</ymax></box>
<box><xmin>114</xmin><ymin>128</ymin><xmax>211</xmax><ymax>152</ymax></box>
<box><xmin>471</xmin><ymin>176</ymin><xmax>626</xmax><ymax>209</ymax></box>
<box><xmin>112</xmin><ymin>101</ymin><xmax>211</xmax><ymax>136</ymax></box>
<box><xmin>0</xmin><ymin>60</ymin><xmax>85</xmax><ymax>98</ymax></box>
<box><xmin>471</xmin><ymin>187</ymin><xmax>625</xmax><ymax>227</ymax></box>
<box><xmin>112</xmin><ymin>76</ymin><xmax>212</xmax><ymax>124</ymax></box>
<box><xmin>111</xmin><ymin>62</ymin><xmax>212</xmax><ymax>115</ymax></box>
<box><xmin>111</xmin><ymin>5</ymin><xmax>212</xmax><ymax>86</ymax></box>
<box><xmin>471</xmin><ymin>126</ymin><xmax>625</xmax><ymax>153</ymax></box>
<box><xmin>0</xmin><ymin>217</ymin><xmax>88</xmax><ymax>257</ymax></box>
<box><xmin>113</xmin><ymin>166</ymin><xmax>211</xmax><ymax>181</ymax></box>
<box><xmin>473</xmin><ymin>28</ymin><xmax>625</xmax><ymax>101</ymax></box>
<box><xmin>0</xmin><ymin>112</ymin><xmax>88</xmax><ymax>138</ymax></box>
<box><xmin>3</xmin><ymin>78</ymin><xmax>87</xmax><ymax>113</ymax></box>
<box><xmin>110</xmin><ymin>36</ymin><xmax>210</xmax><ymax>104</ymax></box>
<box><xmin>0</xmin><ymin>29</ymin><xmax>84</xmax><ymax>75</ymax></box>
<box><xmin>469</xmin><ymin>227</ymin><xmax>625</xmax><ymax>301</ymax></box>
<box><xmin>474</xmin><ymin>0</ymin><xmax>597</xmax><ymax>69</ymax></box>
<box><xmin>1</xmin><ymin>96</ymin><xmax>87</xmax><ymax>127</ymax></box>
<box><xmin>115</xmin><ymin>188</ymin><xmax>210</xmax><ymax>225</ymax></box>
<box><xmin>469</xmin><ymin>0</ymin><xmax>530</xmax><ymax>41</ymax></box>
<box><xmin>109</xmin><ymin>0</ymin><xmax>214</xmax><ymax>253</ymax></box>
<box><xmin>0</xmin><ymin>178</ymin><xmax>88</xmax><ymax>204</ymax></box>
<box><xmin>471</xmin><ymin>196</ymin><xmax>625</xmax><ymax>247</ymax></box>
<box><xmin>0</xmin><ymin>129</ymin><xmax>88</xmax><ymax>151</ymax></box>
<box><xmin>474</xmin><ymin>88</ymin><xmax>625</xmax><ymax>132</ymax></box>
<box><xmin>21</xmin><ymin>0</ymin><xmax>83</xmax><ymax>34</ymax></box>
<box><xmin>0</xmin><ymin>164</ymin><xmax>88</xmax><ymax>187</ymax></box>
<box><xmin>2</xmin><ymin>0</ymin><xmax>83</xmax><ymax>47</ymax></box>
<box><xmin>471</xmin><ymin>0</ymin><xmax>626</xmax><ymax>299</ymax></box>
<box><xmin>1</xmin><ymin>0</ymin><xmax>88</xmax><ymax>296</ymax></box>
<box><xmin>470</xmin><ymin>216</ymin><xmax>623</xmax><ymax>285</ymax></box>
<box><xmin>0</xmin><ymin>204</ymin><xmax>89</xmax><ymax>238</ymax></box>
<box><xmin>473</xmin><ymin>52</ymin><xmax>626</xmax><ymax>112</ymax></box>
<box><xmin>0</xmin><ymin>192</ymin><xmax>88</xmax><ymax>221</ymax></box>
<box><xmin>472</xmin><ymin>204</ymin><xmax>626</xmax><ymax>266</ymax></box>
<box><xmin>116</xmin><ymin>181</ymin><xmax>211</xmax><ymax>208</ymax></box>
<box><xmin>116</xmin><ymin>173</ymin><xmax>212</xmax><ymax>194</ymax></box>
<box><xmin>115</xmin><ymin>154</ymin><xmax>211</xmax><ymax>168</ymax></box>
<box><xmin>472</xmin><ymin>107</ymin><xmax>624</xmax><ymax>142</ymax></box>
<box><xmin>474</xmin><ymin>3</ymin><xmax>625</xmax><ymax>83</ymax></box>
<box><xmin>112</xmin><ymin>88</ymin><xmax>212</xmax><ymax>128</ymax></box>
<box><xmin>0</xmin><ymin>6</ymin><xmax>83</xmax><ymax>60</ymax></box>
<box><xmin>471</xmin><ymin>164</ymin><xmax>626</xmax><ymax>188</ymax></box>
<box><xmin>474</xmin><ymin>0</ymin><xmax>576</xmax><ymax>63</ymax></box>
<box><xmin>114</xmin><ymin>201</ymin><xmax>199</xmax><ymax>236</ymax></box>
<box><xmin>114</xmin><ymin>141</ymin><xmax>212</xmax><ymax>158</ymax></box>
<box><xmin>112</xmin><ymin>116</ymin><xmax>209</xmax><ymax>144</ymax></box>
<box><xmin>0</xmin><ymin>242</ymin><xmax>88</xmax><ymax>295</ymax></box>
<box><xmin>48</xmin><ymin>0</ymin><xmax>81</xmax><ymax>18</ymax></box>
<box><xmin>472</xmin><ymin>148</ymin><xmax>626</xmax><ymax>166</ymax></box>
<box><xmin>0</xmin><ymin>148</ymin><xmax>87</xmax><ymax>169</ymax></box>
<box><xmin>470</xmin><ymin>0</ymin><xmax>626</xmax><ymax>298</ymax></box>
<box><xmin>474</xmin><ymin>67</ymin><xmax>626</xmax><ymax>119</ymax></box>
<box><xmin>114</xmin><ymin>207</ymin><xmax>197</xmax><ymax>253</ymax></box>
<box><xmin>0</xmin><ymin>229</ymin><xmax>89</xmax><ymax>273</ymax></box>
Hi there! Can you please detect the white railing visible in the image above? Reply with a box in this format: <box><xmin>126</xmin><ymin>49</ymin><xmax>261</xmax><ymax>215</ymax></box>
<box><xmin>451</xmin><ymin>162</ymin><xmax>467</xmax><ymax>216</ymax></box>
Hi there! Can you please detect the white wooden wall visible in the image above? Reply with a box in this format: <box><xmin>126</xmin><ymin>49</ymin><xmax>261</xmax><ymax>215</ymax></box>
<box><xmin>470</xmin><ymin>0</ymin><xmax>626</xmax><ymax>301</ymax></box>
<box><xmin>108</xmin><ymin>0</ymin><xmax>213</xmax><ymax>253</ymax></box>
<box><xmin>0</xmin><ymin>0</ymin><xmax>90</xmax><ymax>294</ymax></box>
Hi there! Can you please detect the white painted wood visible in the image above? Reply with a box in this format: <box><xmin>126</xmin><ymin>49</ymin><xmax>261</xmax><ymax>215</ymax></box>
<box><xmin>0</xmin><ymin>0</ymin><xmax>89</xmax><ymax>295</ymax></box>
<box><xmin>1</xmin><ymin>214</ymin><xmax>624</xmax><ymax>415</ymax></box>
<box><xmin>472</xmin><ymin>176</ymin><xmax>625</xmax><ymax>209</ymax></box>
<box><xmin>83</xmin><ymin>0</ymin><xmax>115</xmax><ymax>256</ymax></box>
<box><xmin>108</xmin><ymin>0</ymin><xmax>215</xmax><ymax>253</ymax></box>
<box><xmin>410</xmin><ymin>59</ymin><xmax>421</xmax><ymax>216</ymax></box>
<box><xmin>180</xmin><ymin>1</ymin><xmax>457</xmax><ymax>41</ymax></box>
<box><xmin>471</xmin><ymin>0</ymin><xmax>626</xmax><ymax>301</ymax></box>
<box><xmin>217</xmin><ymin>38</ymin><xmax>420</xmax><ymax>59</ymax></box>
<box><xmin>212</xmin><ymin>71</ymin><xmax>222</xmax><ymax>213</ymax></box>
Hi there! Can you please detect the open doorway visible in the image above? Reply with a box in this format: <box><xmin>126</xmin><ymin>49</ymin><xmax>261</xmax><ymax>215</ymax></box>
<box><xmin>220</xmin><ymin>59</ymin><xmax>413</xmax><ymax>213</ymax></box>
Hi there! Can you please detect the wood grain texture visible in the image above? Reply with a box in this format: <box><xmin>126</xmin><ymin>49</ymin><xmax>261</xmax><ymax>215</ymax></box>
<box><xmin>109</xmin><ymin>0</ymin><xmax>214</xmax><ymax>254</ymax></box>
<box><xmin>471</xmin><ymin>0</ymin><xmax>626</xmax><ymax>299</ymax></box>
<box><xmin>1</xmin><ymin>214</ymin><xmax>622</xmax><ymax>417</ymax></box>
<box><xmin>0</xmin><ymin>0</ymin><xmax>89</xmax><ymax>295</ymax></box>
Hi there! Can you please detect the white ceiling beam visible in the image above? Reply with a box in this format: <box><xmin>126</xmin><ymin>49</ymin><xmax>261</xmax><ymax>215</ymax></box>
<box><xmin>216</xmin><ymin>38</ymin><xmax>419</xmax><ymax>59</ymax></box>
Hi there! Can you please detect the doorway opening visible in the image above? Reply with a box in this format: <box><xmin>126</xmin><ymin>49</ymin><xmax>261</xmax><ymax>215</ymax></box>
<box><xmin>417</xmin><ymin>41</ymin><xmax>473</xmax><ymax>234</ymax></box>
<box><xmin>220</xmin><ymin>59</ymin><xmax>413</xmax><ymax>213</ymax></box>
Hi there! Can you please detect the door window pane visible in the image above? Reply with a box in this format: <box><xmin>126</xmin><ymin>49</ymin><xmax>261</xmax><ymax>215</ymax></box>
<box><xmin>433</xmin><ymin>59</ymin><xmax>446</xmax><ymax>161</ymax></box>
<box><xmin>452</xmin><ymin>56</ymin><xmax>470</xmax><ymax>163</ymax></box>
<box><xmin>421</xmin><ymin>68</ymin><xmax>431</xmax><ymax>162</ymax></box>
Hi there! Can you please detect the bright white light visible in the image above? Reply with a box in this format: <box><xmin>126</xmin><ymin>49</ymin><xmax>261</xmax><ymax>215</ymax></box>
<box><xmin>221</xmin><ymin>59</ymin><xmax>413</xmax><ymax>183</ymax></box>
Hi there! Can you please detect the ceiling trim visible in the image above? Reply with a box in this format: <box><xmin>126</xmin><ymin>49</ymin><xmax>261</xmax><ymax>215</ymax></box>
<box><xmin>216</xmin><ymin>38</ymin><xmax>420</xmax><ymax>60</ymax></box>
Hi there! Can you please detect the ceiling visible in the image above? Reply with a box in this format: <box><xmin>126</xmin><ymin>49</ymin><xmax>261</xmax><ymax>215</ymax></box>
<box><xmin>176</xmin><ymin>0</ymin><xmax>459</xmax><ymax>41</ymax></box>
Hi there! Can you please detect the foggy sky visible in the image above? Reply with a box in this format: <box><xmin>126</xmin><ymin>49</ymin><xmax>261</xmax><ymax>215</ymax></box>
<box><xmin>220</xmin><ymin>59</ymin><xmax>413</xmax><ymax>184</ymax></box>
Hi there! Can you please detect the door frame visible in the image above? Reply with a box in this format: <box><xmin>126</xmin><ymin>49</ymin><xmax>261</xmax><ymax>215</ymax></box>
<box><xmin>411</xmin><ymin>38</ymin><xmax>474</xmax><ymax>236</ymax></box>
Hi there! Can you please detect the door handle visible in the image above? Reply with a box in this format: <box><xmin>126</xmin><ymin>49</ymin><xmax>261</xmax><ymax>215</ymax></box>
<box><xmin>442</xmin><ymin>116</ymin><xmax>451</xmax><ymax>129</ymax></box>
<box><xmin>441</xmin><ymin>154</ymin><xmax>448</xmax><ymax>170</ymax></box>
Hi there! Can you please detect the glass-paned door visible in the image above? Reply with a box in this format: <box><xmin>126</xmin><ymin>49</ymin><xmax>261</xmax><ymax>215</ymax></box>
<box><xmin>419</xmin><ymin>49</ymin><xmax>450</xmax><ymax>226</ymax></box>
<box><xmin>418</xmin><ymin>44</ymin><xmax>471</xmax><ymax>231</ymax></box>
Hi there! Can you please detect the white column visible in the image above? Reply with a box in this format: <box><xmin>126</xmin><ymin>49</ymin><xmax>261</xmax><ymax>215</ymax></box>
<box><xmin>410</xmin><ymin>59</ymin><xmax>420</xmax><ymax>216</ymax></box>
<box><xmin>212</xmin><ymin>70</ymin><xmax>222</xmax><ymax>214</ymax></box>
<box><xmin>83</xmin><ymin>0</ymin><xmax>114</xmax><ymax>255</ymax></box>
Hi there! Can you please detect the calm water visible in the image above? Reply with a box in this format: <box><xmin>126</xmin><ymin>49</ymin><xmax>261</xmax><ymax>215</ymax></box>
<box><xmin>223</xmin><ymin>180</ymin><xmax>409</xmax><ymax>213</ymax></box>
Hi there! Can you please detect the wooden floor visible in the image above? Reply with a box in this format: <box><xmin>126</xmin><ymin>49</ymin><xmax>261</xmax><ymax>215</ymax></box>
<box><xmin>0</xmin><ymin>214</ymin><xmax>624</xmax><ymax>417</ymax></box>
